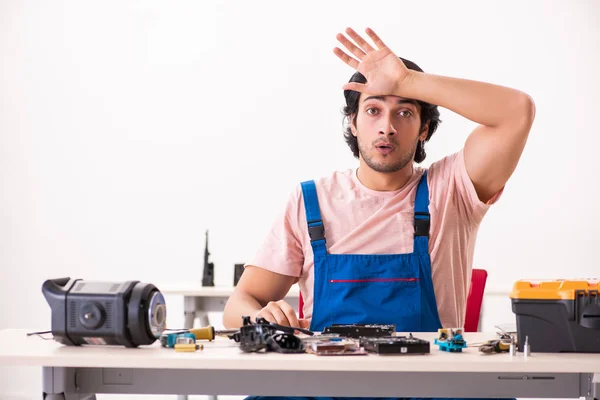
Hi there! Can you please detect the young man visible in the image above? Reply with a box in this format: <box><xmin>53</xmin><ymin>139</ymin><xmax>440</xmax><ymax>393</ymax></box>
<box><xmin>223</xmin><ymin>27</ymin><xmax>535</xmax><ymax>334</ymax></box>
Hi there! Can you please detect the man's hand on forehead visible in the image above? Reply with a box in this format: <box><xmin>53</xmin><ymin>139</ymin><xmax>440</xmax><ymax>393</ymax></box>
<box><xmin>334</xmin><ymin>27</ymin><xmax>412</xmax><ymax>97</ymax></box>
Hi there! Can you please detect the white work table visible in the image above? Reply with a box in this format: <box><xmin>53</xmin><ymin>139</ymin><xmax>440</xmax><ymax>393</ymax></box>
<box><xmin>159</xmin><ymin>283</ymin><xmax>300</xmax><ymax>328</ymax></box>
<box><xmin>1</xmin><ymin>329</ymin><xmax>598</xmax><ymax>400</ymax></box>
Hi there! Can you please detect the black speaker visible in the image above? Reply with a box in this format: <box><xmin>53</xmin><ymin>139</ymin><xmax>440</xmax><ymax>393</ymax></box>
<box><xmin>42</xmin><ymin>277</ymin><xmax>166</xmax><ymax>347</ymax></box>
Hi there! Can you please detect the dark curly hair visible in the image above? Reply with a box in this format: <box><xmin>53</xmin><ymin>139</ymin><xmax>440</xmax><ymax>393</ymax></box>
<box><xmin>342</xmin><ymin>57</ymin><xmax>441</xmax><ymax>163</ymax></box>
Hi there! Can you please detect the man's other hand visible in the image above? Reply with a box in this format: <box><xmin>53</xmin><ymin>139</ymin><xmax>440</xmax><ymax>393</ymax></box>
<box><xmin>256</xmin><ymin>299</ymin><xmax>310</xmax><ymax>329</ymax></box>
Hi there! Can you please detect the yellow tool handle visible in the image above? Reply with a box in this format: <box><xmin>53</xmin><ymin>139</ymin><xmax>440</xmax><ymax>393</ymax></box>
<box><xmin>188</xmin><ymin>326</ymin><xmax>215</xmax><ymax>341</ymax></box>
<box><xmin>175</xmin><ymin>343</ymin><xmax>203</xmax><ymax>352</ymax></box>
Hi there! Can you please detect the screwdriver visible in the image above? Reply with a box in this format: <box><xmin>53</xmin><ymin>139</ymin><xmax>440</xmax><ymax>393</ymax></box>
<box><xmin>174</xmin><ymin>326</ymin><xmax>240</xmax><ymax>341</ymax></box>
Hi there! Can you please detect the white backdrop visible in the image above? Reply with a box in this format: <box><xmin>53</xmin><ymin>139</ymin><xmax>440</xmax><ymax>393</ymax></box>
<box><xmin>1</xmin><ymin>0</ymin><xmax>599</xmax><ymax>398</ymax></box>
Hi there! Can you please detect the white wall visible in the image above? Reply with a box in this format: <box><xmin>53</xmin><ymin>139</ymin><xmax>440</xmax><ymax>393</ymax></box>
<box><xmin>1</xmin><ymin>0</ymin><xmax>599</xmax><ymax>398</ymax></box>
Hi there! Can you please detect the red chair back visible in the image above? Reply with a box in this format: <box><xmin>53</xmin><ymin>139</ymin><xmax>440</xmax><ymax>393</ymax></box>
<box><xmin>464</xmin><ymin>268</ymin><xmax>488</xmax><ymax>332</ymax></box>
<box><xmin>298</xmin><ymin>290</ymin><xmax>304</xmax><ymax>319</ymax></box>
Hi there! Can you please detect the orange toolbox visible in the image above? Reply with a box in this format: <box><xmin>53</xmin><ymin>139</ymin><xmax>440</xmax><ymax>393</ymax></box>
<box><xmin>510</xmin><ymin>279</ymin><xmax>600</xmax><ymax>353</ymax></box>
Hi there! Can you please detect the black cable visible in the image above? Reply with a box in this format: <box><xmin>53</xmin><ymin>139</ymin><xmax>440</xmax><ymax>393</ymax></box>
<box><xmin>267</xmin><ymin>321</ymin><xmax>314</xmax><ymax>336</ymax></box>
<box><xmin>26</xmin><ymin>330</ymin><xmax>53</xmax><ymax>340</ymax></box>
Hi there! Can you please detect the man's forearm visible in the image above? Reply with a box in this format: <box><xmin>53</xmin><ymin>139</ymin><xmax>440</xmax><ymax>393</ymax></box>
<box><xmin>222</xmin><ymin>292</ymin><xmax>263</xmax><ymax>329</ymax></box>
<box><xmin>402</xmin><ymin>71</ymin><xmax>533</xmax><ymax>128</ymax></box>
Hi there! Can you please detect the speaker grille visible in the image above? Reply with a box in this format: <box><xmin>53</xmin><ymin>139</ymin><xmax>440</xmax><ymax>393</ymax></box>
<box><xmin>69</xmin><ymin>300</ymin><xmax>77</xmax><ymax>328</ymax></box>
<box><xmin>105</xmin><ymin>302</ymin><xmax>113</xmax><ymax>329</ymax></box>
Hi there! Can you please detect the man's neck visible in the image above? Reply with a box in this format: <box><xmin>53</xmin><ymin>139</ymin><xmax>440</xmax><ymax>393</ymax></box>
<box><xmin>356</xmin><ymin>162</ymin><xmax>414</xmax><ymax>192</ymax></box>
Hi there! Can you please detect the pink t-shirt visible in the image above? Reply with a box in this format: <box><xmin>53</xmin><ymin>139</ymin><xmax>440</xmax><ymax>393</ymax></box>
<box><xmin>248</xmin><ymin>149</ymin><xmax>502</xmax><ymax>328</ymax></box>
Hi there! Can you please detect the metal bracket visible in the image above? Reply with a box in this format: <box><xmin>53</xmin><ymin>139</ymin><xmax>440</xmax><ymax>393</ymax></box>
<box><xmin>581</xmin><ymin>372</ymin><xmax>600</xmax><ymax>400</ymax></box>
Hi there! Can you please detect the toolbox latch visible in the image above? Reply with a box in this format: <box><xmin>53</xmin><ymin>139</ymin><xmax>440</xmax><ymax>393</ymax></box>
<box><xmin>576</xmin><ymin>290</ymin><xmax>600</xmax><ymax>330</ymax></box>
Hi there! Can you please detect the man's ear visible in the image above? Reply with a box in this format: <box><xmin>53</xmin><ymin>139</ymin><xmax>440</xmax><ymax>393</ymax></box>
<box><xmin>420</xmin><ymin>121</ymin><xmax>430</xmax><ymax>140</ymax></box>
<box><xmin>350</xmin><ymin>114</ymin><xmax>357</xmax><ymax>137</ymax></box>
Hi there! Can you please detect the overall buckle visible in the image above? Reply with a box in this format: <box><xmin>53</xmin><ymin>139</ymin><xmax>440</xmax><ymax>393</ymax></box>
<box><xmin>414</xmin><ymin>212</ymin><xmax>430</xmax><ymax>237</ymax></box>
<box><xmin>307</xmin><ymin>221</ymin><xmax>325</xmax><ymax>242</ymax></box>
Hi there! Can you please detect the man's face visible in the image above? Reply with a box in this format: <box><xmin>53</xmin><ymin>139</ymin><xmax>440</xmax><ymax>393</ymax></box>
<box><xmin>352</xmin><ymin>94</ymin><xmax>426</xmax><ymax>173</ymax></box>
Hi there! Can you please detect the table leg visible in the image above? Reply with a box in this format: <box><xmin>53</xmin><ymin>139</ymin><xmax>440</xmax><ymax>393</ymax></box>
<box><xmin>184</xmin><ymin>296</ymin><xmax>197</xmax><ymax>329</ymax></box>
<box><xmin>198</xmin><ymin>312</ymin><xmax>210</xmax><ymax>327</ymax></box>
<box><xmin>184</xmin><ymin>296</ymin><xmax>211</xmax><ymax>328</ymax></box>
<box><xmin>584</xmin><ymin>372</ymin><xmax>600</xmax><ymax>400</ymax></box>
<box><xmin>43</xmin><ymin>367</ymin><xmax>97</xmax><ymax>400</ymax></box>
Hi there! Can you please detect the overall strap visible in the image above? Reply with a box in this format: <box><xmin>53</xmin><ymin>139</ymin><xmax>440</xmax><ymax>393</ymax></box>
<box><xmin>413</xmin><ymin>171</ymin><xmax>431</xmax><ymax>254</ymax></box>
<box><xmin>300</xmin><ymin>180</ymin><xmax>327</xmax><ymax>257</ymax></box>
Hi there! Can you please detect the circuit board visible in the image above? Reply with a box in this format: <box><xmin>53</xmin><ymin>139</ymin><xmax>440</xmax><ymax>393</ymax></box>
<box><xmin>360</xmin><ymin>335</ymin><xmax>430</xmax><ymax>354</ymax></box>
<box><xmin>322</xmin><ymin>324</ymin><xmax>396</xmax><ymax>338</ymax></box>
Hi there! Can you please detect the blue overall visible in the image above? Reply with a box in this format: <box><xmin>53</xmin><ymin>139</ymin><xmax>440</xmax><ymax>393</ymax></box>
<box><xmin>246</xmin><ymin>172</ymin><xmax>509</xmax><ymax>400</ymax></box>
